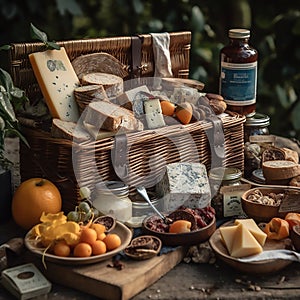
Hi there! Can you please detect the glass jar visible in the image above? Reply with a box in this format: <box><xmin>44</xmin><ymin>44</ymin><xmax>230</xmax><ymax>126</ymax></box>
<box><xmin>209</xmin><ymin>167</ymin><xmax>243</xmax><ymax>219</ymax></box>
<box><xmin>219</xmin><ymin>28</ymin><xmax>258</xmax><ymax>116</ymax></box>
<box><xmin>244</xmin><ymin>112</ymin><xmax>270</xmax><ymax>142</ymax></box>
<box><xmin>93</xmin><ymin>181</ymin><xmax>132</xmax><ymax>223</ymax></box>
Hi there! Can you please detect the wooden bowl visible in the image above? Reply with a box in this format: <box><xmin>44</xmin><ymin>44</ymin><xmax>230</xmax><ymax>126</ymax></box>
<box><xmin>241</xmin><ymin>188</ymin><xmax>285</xmax><ymax>222</ymax></box>
<box><xmin>291</xmin><ymin>225</ymin><xmax>300</xmax><ymax>252</ymax></box>
<box><xmin>142</xmin><ymin>215</ymin><xmax>216</xmax><ymax>247</ymax></box>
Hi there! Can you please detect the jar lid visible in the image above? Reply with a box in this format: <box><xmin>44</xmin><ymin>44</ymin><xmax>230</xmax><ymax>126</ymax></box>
<box><xmin>251</xmin><ymin>169</ymin><xmax>266</xmax><ymax>184</ymax></box>
<box><xmin>209</xmin><ymin>167</ymin><xmax>242</xmax><ymax>181</ymax></box>
<box><xmin>229</xmin><ymin>28</ymin><xmax>250</xmax><ymax>39</ymax></box>
<box><xmin>245</xmin><ymin>113</ymin><xmax>270</xmax><ymax>127</ymax></box>
<box><xmin>95</xmin><ymin>181</ymin><xmax>129</xmax><ymax>196</ymax></box>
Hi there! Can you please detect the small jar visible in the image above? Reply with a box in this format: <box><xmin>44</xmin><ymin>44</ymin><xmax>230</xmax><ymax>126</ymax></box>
<box><xmin>244</xmin><ymin>112</ymin><xmax>270</xmax><ymax>142</ymax></box>
<box><xmin>219</xmin><ymin>28</ymin><xmax>258</xmax><ymax>116</ymax></box>
<box><xmin>93</xmin><ymin>181</ymin><xmax>132</xmax><ymax>223</ymax></box>
<box><xmin>209</xmin><ymin>167</ymin><xmax>242</xmax><ymax>219</ymax></box>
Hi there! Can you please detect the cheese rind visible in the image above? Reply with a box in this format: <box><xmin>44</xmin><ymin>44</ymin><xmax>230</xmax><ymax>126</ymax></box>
<box><xmin>234</xmin><ymin>218</ymin><xmax>267</xmax><ymax>246</ymax></box>
<box><xmin>230</xmin><ymin>223</ymin><xmax>263</xmax><ymax>258</ymax></box>
<box><xmin>29</xmin><ymin>47</ymin><xmax>80</xmax><ymax>122</ymax></box>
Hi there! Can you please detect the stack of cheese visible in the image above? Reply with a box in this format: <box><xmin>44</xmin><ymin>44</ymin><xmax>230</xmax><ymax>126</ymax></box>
<box><xmin>219</xmin><ymin>218</ymin><xmax>267</xmax><ymax>258</ymax></box>
<box><xmin>261</xmin><ymin>147</ymin><xmax>300</xmax><ymax>185</ymax></box>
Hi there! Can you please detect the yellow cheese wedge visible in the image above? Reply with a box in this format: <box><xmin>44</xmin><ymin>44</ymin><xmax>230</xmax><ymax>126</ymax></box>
<box><xmin>219</xmin><ymin>225</ymin><xmax>237</xmax><ymax>254</ymax></box>
<box><xmin>230</xmin><ymin>223</ymin><xmax>263</xmax><ymax>258</ymax></box>
<box><xmin>29</xmin><ymin>47</ymin><xmax>80</xmax><ymax>122</ymax></box>
<box><xmin>234</xmin><ymin>218</ymin><xmax>267</xmax><ymax>246</ymax></box>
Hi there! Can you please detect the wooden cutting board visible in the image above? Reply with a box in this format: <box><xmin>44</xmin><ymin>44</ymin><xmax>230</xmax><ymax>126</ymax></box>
<box><xmin>25</xmin><ymin>247</ymin><xmax>187</xmax><ymax>300</ymax></box>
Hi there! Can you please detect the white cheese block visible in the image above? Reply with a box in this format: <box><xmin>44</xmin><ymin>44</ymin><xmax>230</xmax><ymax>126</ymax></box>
<box><xmin>29</xmin><ymin>47</ymin><xmax>80</xmax><ymax>122</ymax></box>
<box><xmin>156</xmin><ymin>162</ymin><xmax>211</xmax><ymax>212</ymax></box>
<box><xmin>144</xmin><ymin>98</ymin><xmax>166</xmax><ymax>129</ymax></box>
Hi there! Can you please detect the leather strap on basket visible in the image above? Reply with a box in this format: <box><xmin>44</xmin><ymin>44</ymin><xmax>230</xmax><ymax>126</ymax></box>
<box><xmin>205</xmin><ymin>116</ymin><xmax>225</xmax><ymax>169</ymax></box>
<box><xmin>130</xmin><ymin>35</ymin><xmax>143</xmax><ymax>79</ymax></box>
<box><xmin>112</xmin><ymin>134</ymin><xmax>130</xmax><ymax>181</ymax></box>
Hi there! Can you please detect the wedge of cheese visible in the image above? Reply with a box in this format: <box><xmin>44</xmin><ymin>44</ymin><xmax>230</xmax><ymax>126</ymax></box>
<box><xmin>29</xmin><ymin>47</ymin><xmax>80</xmax><ymax>122</ymax></box>
<box><xmin>219</xmin><ymin>225</ymin><xmax>237</xmax><ymax>254</ymax></box>
<box><xmin>230</xmin><ymin>223</ymin><xmax>263</xmax><ymax>258</ymax></box>
<box><xmin>234</xmin><ymin>219</ymin><xmax>267</xmax><ymax>246</ymax></box>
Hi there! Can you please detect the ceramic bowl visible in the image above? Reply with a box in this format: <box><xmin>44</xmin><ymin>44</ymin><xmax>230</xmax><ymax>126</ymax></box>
<box><xmin>291</xmin><ymin>225</ymin><xmax>300</xmax><ymax>252</ymax></box>
<box><xmin>241</xmin><ymin>188</ymin><xmax>285</xmax><ymax>222</ymax></box>
<box><xmin>142</xmin><ymin>215</ymin><xmax>216</xmax><ymax>247</ymax></box>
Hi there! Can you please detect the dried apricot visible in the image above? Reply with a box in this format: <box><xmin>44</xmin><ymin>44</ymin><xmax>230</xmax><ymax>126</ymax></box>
<box><xmin>169</xmin><ymin>220</ymin><xmax>191</xmax><ymax>233</ymax></box>
<box><xmin>160</xmin><ymin>100</ymin><xmax>175</xmax><ymax>116</ymax></box>
<box><xmin>175</xmin><ymin>102</ymin><xmax>193</xmax><ymax>125</ymax></box>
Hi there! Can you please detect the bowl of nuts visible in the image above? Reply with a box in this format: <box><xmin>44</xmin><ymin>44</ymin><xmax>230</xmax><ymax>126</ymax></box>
<box><xmin>241</xmin><ymin>188</ymin><xmax>285</xmax><ymax>222</ymax></box>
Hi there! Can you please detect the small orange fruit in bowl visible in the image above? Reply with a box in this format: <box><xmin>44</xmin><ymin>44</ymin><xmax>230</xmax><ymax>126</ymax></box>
<box><xmin>103</xmin><ymin>233</ymin><xmax>122</xmax><ymax>250</ymax></box>
<box><xmin>91</xmin><ymin>240</ymin><xmax>107</xmax><ymax>255</ymax></box>
<box><xmin>53</xmin><ymin>241</ymin><xmax>71</xmax><ymax>257</ymax></box>
<box><xmin>73</xmin><ymin>242</ymin><xmax>92</xmax><ymax>257</ymax></box>
<box><xmin>169</xmin><ymin>220</ymin><xmax>192</xmax><ymax>233</ymax></box>
<box><xmin>80</xmin><ymin>227</ymin><xmax>97</xmax><ymax>245</ymax></box>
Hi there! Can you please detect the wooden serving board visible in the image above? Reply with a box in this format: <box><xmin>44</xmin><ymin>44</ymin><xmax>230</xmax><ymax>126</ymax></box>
<box><xmin>25</xmin><ymin>247</ymin><xmax>187</xmax><ymax>300</ymax></box>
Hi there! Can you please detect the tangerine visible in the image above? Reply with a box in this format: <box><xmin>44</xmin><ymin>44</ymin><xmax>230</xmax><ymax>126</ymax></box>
<box><xmin>73</xmin><ymin>242</ymin><xmax>92</xmax><ymax>257</ymax></box>
<box><xmin>91</xmin><ymin>223</ymin><xmax>106</xmax><ymax>239</ymax></box>
<box><xmin>53</xmin><ymin>241</ymin><xmax>71</xmax><ymax>257</ymax></box>
<box><xmin>11</xmin><ymin>178</ymin><xmax>62</xmax><ymax>230</ymax></box>
<box><xmin>160</xmin><ymin>100</ymin><xmax>176</xmax><ymax>116</ymax></box>
<box><xmin>91</xmin><ymin>240</ymin><xmax>107</xmax><ymax>255</ymax></box>
<box><xmin>80</xmin><ymin>227</ymin><xmax>97</xmax><ymax>245</ymax></box>
<box><xmin>103</xmin><ymin>233</ymin><xmax>121</xmax><ymax>250</ymax></box>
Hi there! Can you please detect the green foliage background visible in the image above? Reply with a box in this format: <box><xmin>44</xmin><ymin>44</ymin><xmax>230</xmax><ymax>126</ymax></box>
<box><xmin>0</xmin><ymin>0</ymin><xmax>299</xmax><ymax>139</ymax></box>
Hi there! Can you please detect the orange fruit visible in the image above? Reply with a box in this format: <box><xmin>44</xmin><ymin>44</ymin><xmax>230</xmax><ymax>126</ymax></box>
<box><xmin>80</xmin><ymin>227</ymin><xmax>97</xmax><ymax>245</ymax></box>
<box><xmin>91</xmin><ymin>223</ymin><xmax>106</xmax><ymax>239</ymax></box>
<box><xmin>73</xmin><ymin>242</ymin><xmax>92</xmax><ymax>257</ymax></box>
<box><xmin>160</xmin><ymin>100</ymin><xmax>176</xmax><ymax>116</ymax></box>
<box><xmin>53</xmin><ymin>241</ymin><xmax>71</xmax><ymax>257</ymax></box>
<box><xmin>91</xmin><ymin>240</ymin><xmax>107</xmax><ymax>255</ymax></box>
<box><xmin>169</xmin><ymin>220</ymin><xmax>192</xmax><ymax>233</ymax></box>
<box><xmin>175</xmin><ymin>102</ymin><xmax>193</xmax><ymax>125</ymax></box>
<box><xmin>11</xmin><ymin>178</ymin><xmax>62</xmax><ymax>230</ymax></box>
<box><xmin>97</xmin><ymin>232</ymin><xmax>106</xmax><ymax>241</ymax></box>
<box><xmin>103</xmin><ymin>233</ymin><xmax>121</xmax><ymax>250</ymax></box>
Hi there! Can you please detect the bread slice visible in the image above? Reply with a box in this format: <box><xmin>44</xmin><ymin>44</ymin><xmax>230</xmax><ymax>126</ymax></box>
<box><xmin>51</xmin><ymin>118</ymin><xmax>91</xmax><ymax>142</ymax></box>
<box><xmin>84</xmin><ymin>100</ymin><xmax>144</xmax><ymax>132</ymax></box>
<box><xmin>262</xmin><ymin>160</ymin><xmax>300</xmax><ymax>180</ymax></box>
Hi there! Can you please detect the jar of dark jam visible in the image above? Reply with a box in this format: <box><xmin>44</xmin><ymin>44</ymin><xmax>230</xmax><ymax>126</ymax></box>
<box><xmin>244</xmin><ymin>112</ymin><xmax>270</xmax><ymax>142</ymax></box>
<box><xmin>219</xmin><ymin>29</ymin><xmax>258</xmax><ymax>117</ymax></box>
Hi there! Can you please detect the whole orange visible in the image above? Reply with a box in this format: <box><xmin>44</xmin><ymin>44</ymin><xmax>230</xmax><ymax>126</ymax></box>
<box><xmin>103</xmin><ymin>233</ymin><xmax>121</xmax><ymax>250</ymax></box>
<box><xmin>11</xmin><ymin>178</ymin><xmax>62</xmax><ymax>230</ymax></box>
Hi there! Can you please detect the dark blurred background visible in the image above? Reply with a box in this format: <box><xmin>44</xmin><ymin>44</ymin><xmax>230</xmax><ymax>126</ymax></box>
<box><xmin>0</xmin><ymin>0</ymin><xmax>299</xmax><ymax>139</ymax></box>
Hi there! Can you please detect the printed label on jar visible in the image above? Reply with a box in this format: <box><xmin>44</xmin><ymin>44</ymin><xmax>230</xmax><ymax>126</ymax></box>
<box><xmin>221</xmin><ymin>184</ymin><xmax>251</xmax><ymax>217</ymax></box>
<box><xmin>220</xmin><ymin>61</ymin><xmax>257</xmax><ymax>105</ymax></box>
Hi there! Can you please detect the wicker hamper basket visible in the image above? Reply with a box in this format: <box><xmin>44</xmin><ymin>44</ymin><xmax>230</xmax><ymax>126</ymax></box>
<box><xmin>8</xmin><ymin>31</ymin><xmax>245</xmax><ymax>212</ymax></box>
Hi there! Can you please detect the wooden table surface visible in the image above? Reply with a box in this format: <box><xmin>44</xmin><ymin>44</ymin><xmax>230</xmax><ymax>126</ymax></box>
<box><xmin>1</xmin><ymin>220</ymin><xmax>300</xmax><ymax>300</ymax></box>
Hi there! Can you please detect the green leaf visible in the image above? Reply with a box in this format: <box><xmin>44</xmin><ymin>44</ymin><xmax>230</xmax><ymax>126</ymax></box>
<box><xmin>30</xmin><ymin>23</ymin><xmax>48</xmax><ymax>43</ymax></box>
<box><xmin>291</xmin><ymin>101</ymin><xmax>300</xmax><ymax>131</ymax></box>
<box><xmin>0</xmin><ymin>68</ymin><xmax>14</xmax><ymax>92</ymax></box>
<box><xmin>0</xmin><ymin>92</ymin><xmax>17</xmax><ymax>123</ymax></box>
<box><xmin>0</xmin><ymin>45</ymin><xmax>11</xmax><ymax>51</ymax></box>
<box><xmin>191</xmin><ymin>6</ymin><xmax>205</xmax><ymax>32</ymax></box>
<box><xmin>46</xmin><ymin>41</ymin><xmax>60</xmax><ymax>50</ymax></box>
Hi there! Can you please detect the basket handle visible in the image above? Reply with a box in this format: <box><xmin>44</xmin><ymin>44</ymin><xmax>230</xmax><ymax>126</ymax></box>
<box><xmin>130</xmin><ymin>35</ymin><xmax>143</xmax><ymax>79</ymax></box>
<box><xmin>205</xmin><ymin>116</ymin><xmax>225</xmax><ymax>168</ymax></box>
<box><xmin>112</xmin><ymin>134</ymin><xmax>129</xmax><ymax>180</ymax></box>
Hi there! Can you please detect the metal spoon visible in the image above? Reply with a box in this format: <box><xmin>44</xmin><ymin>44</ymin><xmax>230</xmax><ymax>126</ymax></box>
<box><xmin>136</xmin><ymin>186</ymin><xmax>172</xmax><ymax>224</ymax></box>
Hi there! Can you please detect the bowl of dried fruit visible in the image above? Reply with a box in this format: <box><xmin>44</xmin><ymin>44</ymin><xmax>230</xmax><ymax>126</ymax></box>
<box><xmin>241</xmin><ymin>188</ymin><xmax>286</xmax><ymax>222</ymax></box>
<box><xmin>142</xmin><ymin>206</ymin><xmax>216</xmax><ymax>247</ymax></box>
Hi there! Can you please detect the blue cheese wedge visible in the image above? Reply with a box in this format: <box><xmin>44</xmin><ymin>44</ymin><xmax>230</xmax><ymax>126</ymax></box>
<box><xmin>144</xmin><ymin>98</ymin><xmax>166</xmax><ymax>129</ymax></box>
<box><xmin>29</xmin><ymin>47</ymin><xmax>80</xmax><ymax>122</ymax></box>
<box><xmin>156</xmin><ymin>162</ymin><xmax>211</xmax><ymax>212</ymax></box>
<box><xmin>171</xmin><ymin>87</ymin><xmax>199</xmax><ymax>104</ymax></box>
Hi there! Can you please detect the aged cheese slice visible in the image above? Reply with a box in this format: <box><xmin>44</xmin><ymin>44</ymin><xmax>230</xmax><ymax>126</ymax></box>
<box><xmin>219</xmin><ymin>225</ymin><xmax>238</xmax><ymax>254</ymax></box>
<box><xmin>234</xmin><ymin>219</ymin><xmax>267</xmax><ymax>246</ymax></box>
<box><xmin>29</xmin><ymin>47</ymin><xmax>80</xmax><ymax>122</ymax></box>
<box><xmin>230</xmin><ymin>223</ymin><xmax>263</xmax><ymax>258</ymax></box>
<box><xmin>262</xmin><ymin>160</ymin><xmax>300</xmax><ymax>180</ymax></box>
<box><xmin>144</xmin><ymin>98</ymin><xmax>166</xmax><ymax>129</ymax></box>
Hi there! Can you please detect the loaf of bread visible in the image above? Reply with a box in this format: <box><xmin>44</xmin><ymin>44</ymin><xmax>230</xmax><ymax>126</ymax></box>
<box><xmin>282</xmin><ymin>147</ymin><xmax>299</xmax><ymax>164</ymax></box>
<box><xmin>81</xmin><ymin>73</ymin><xmax>123</xmax><ymax>98</ymax></box>
<box><xmin>51</xmin><ymin>118</ymin><xmax>91</xmax><ymax>142</ymax></box>
<box><xmin>84</xmin><ymin>100</ymin><xmax>144</xmax><ymax>132</ymax></box>
<box><xmin>262</xmin><ymin>160</ymin><xmax>300</xmax><ymax>180</ymax></box>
